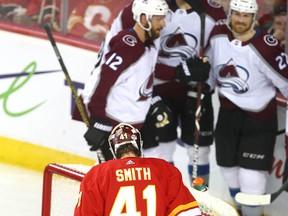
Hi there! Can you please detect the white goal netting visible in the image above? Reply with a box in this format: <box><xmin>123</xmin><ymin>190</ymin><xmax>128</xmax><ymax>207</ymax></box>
<box><xmin>41</xmin><ymin>163</ymin><xmax>239</xmax><ymax>216</ymax></box>
<box><xmin>41</xmin><ymin>163</ymin><xmax>92</xmax><ymax>216</ymax></box>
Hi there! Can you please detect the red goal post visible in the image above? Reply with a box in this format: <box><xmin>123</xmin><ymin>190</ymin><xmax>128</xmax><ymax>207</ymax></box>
<box><xmin>41</xmin><ymin>163</ymin><xmax>92</xmax><ymax>216</ymax></box>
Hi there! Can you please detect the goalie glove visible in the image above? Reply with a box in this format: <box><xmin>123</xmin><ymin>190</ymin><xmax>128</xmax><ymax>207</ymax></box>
<box><xmin>175</xmin><ymin>57</ymin><xmax>210</xmax><ymax>84</ymax></box>
<box><xmin>84</xmin><ymin>118</ymin><xmax>112</xmax><ymax>151</ymax></box>
<box><xmin>147</xmin><ymin>96</ymin><xmax>173</xmax><ymax>129</ymax></box>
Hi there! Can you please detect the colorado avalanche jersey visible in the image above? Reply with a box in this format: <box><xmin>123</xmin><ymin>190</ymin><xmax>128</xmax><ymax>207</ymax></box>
<box><xmin>81</xmin><ymin>29</ymin><xmax>158</xmax><ymax>124</ymax></box>
<box><xmin>206</xmin><ymin>23</ymin><xmax>288</xmax><ymax>113</ymax></box>
<box><xmin>154</xmin><ymin>0</ymin><xmax>226</xmax><ymax>98</ymax></box>
<box><xmin>74</xmin><ymin>157</ymin><xmax>201</xmax><ymax>216</ymax></box>
<box><xmin>95</xmin><ymin>1</ymin><xmax>135</xmax><ymax>67</ymax></box>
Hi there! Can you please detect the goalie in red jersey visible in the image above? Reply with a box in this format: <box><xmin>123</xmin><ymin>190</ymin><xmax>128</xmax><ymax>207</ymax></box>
<box><xmin>74</xmin><ymin>123</ymin><xmax>203</xmax><ymax>216</ymax></box>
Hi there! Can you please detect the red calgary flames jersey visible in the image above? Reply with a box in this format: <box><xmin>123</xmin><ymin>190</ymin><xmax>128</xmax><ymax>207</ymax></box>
<box><xmin>74</xmin><ymin>157</ymin><xmax>202</xmax><ymax>216</ymax></box>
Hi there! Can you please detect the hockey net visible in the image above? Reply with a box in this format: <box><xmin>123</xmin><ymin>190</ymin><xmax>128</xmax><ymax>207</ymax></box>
<box><xmin>41</xmin><ymin>163</ymin><xmax>92</xmax><ymax>216</ymax></box>
<box><xmin>41</xmin><ymin>163</ymin><xmax>239</xmax><ymax>216</ymax></box>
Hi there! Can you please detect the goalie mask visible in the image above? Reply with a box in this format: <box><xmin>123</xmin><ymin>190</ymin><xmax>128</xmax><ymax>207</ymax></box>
<box><xmin>108</xmin><ymin>123</ymin><xmax>143</xmax><ymax>159</ymax></box>
<box><xmin>132</xmin><ymin>0</ymin><xmax>169</xmax><ymax>31</ymax></box>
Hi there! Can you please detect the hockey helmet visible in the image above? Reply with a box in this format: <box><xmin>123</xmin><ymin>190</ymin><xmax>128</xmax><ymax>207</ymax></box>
<box><xmin>108</xmin><ymin>123</ymin><xmax>143</xmax><ymax>158</ymax></box>
<box><xmin>227</xmin><ymin>0</ymin><xmax>258</xmax><ymax>33</ymax></box>
<box><xmin>229</xmin><ymin>0</ymin><xmax>258</xmax><ymax>14</ymax></box>
<box><xmin>132</xmin><ymin>0</ymin><xmax>169</xmax><ymax>31</ymax></box>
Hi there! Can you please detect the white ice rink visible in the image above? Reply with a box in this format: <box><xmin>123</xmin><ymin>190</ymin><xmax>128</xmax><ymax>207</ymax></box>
<box><xmin>0</xmin><ymin>163</ymin><xmax>43</xmax><ymax>215</ymax></box>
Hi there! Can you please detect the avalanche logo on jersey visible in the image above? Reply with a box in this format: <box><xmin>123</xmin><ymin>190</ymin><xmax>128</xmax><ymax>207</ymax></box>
<box><xmin>207</xmin><ymin>0</ymin><xmax>222</xmax><ymax>8</ymax></box>
<box><xmin>159</xmin><ymin>27</ymin><xmax>198</xmax><ymax>59</ymax></box>
<box><xmin>264</xmin><ymin>35</ymin><xmax>279</xmax><ymax>46</ymax></box>
<box><xmin>122</xmin><ymin>35</ymin><xmax>137</xmax><ymax>47</ymax></box>
<box><xmin>216</xmin><ymin>58</ymin><xmax>249</xmax><ymax>94</ymax></box>
<box><xmin>138</xmin><ymin>73</ymin><xmax>154</xmax><ymax>101</ymax></box>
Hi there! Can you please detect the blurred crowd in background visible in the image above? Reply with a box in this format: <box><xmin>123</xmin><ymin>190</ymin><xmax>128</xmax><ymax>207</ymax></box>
<box><xmin>0</xmin><ymin>0</ymin><xmax>131</xmax><ymax>45</ymax></box>
<box><xmin>0</xmin><ymin>0</ymin><xmax>286</xmax><ymax>49</ymax></box>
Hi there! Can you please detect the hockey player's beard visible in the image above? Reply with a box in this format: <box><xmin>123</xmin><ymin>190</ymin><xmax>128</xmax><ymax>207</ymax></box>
<box><xmin>145</xmin><ymin>27</ymin><xmax>161</xmax><ymax>40</ymax></box>
<box><xmin>231</xmin><ymin>21</ymin><xmax>253</xmax><ymax>35</ymax></box>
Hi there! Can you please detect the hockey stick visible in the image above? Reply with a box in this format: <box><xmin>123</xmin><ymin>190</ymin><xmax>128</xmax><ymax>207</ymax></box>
<box><xmin>277</xmin><ymin>129</ymin><xmax>285</xmax><ymax>135</ymax></box>
<box><xmin>185</xmin><ymin>0</ymin><xmax>206</xmax><ymax>180</ymax></box>
<box><xmin>44</xmin><ymin>24</ymin><xmax>105</xmax><ymax>163</ymax></box>
<box><xmin>235</xmin><ymin>179</ymin><xmax>288</xmax><ymax>205</ymax></box>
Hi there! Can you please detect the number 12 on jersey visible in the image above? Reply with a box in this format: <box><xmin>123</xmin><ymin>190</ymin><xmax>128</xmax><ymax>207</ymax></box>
<box><xmin>105</xmin><ymin>52</ymin><xmax>123</xmax><ymax>71</ymax></box>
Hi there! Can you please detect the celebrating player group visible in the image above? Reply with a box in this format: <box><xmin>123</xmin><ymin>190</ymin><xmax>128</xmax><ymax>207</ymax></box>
<box><xmin>71</xmin><ymin>0</ymin><xmax>288</xmax><ymax>215</ymax></box>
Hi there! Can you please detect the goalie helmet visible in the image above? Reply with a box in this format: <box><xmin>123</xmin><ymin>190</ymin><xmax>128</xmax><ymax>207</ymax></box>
<box><xmin>132</xmin><ymin>0</ymin><xmax>169</xmax><ymax>31</ymax></box>
<box><xmin>108</xmin><ymin>123</ymin><xmax>143</xmax><ymax>158</ymax></box>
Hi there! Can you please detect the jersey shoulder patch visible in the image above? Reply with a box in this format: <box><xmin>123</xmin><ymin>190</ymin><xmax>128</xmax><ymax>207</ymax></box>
<box><xmin>104</xmin><ymin>29</ymin><xmax>146</xmax><ymax>73</ymax></box>
<box><xmin>121</xmin><ymin>2</ymin><xmax>134</xmax><ymax>29</ymax></box>
<box><xmin>202</xmin><ymin>0</ymin><xmax>227</xmax><ymax>21</ymax></box>
<box><xmin>251</xmin><ymin>28</ymin><xmax>287</xmax><ymax>73</ymax></box>
<box><xmin>110</xmin><ymin>30</ymin><xmax>141</xmax><ymax>49</ymax></box>
<box><xmin>109</xmin><ymin>29</ymin><xmax>146</xmax><ymax>61</ymax></box>
<box><xmin>209</xmin><ymin>22</ymin><xmax>228</xmax><ymax>38</ymax></box>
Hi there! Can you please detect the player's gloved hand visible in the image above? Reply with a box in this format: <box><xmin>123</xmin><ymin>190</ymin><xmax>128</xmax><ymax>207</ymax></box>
<box><xmin>84</xmin><ymin>118</ymin><xmax>112</xmax><ymax>151</ymax></box>
<box><xmin>175</xmin><ymin>57</ymin><xmax>211</xmax><ymax>84</ymax></box>
<box><xmin>147</xmin><ymin>96</ymin><xmax>173</xmax><ymax>129</ymax></box>
<box><xmin>186</xmin><ymin>83</ymin><xmax>211</xmax><ymax>117</ymax></box>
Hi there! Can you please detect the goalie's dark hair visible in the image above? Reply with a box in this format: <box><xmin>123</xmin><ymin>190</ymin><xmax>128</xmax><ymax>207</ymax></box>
<box><xmin>115</xmin><ymin>143</ymin><xmax>141</xmax><ymax>159</ymax></box>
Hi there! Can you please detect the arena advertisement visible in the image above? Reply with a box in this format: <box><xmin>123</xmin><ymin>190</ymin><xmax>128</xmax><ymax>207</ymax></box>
<box><xmin>0</xmin><ymin>28</ymin><xmax>96</xmax><ymax>158</ymax></box>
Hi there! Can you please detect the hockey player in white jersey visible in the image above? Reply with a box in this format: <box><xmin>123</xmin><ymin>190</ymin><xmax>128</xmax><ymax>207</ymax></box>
<box><xmin>205</xmin><ymin>0</ymin><xmax>288</xmax><ymax>215</ymax></box>
<box><xmin>73</xmin><ymin>0</ymin><xmax>170</xmax><ymax>161</ymax></box>
<box><xmin>141</xmin><ymin>0</ymin><xmax>226</xmax><ymax>185</ymax></box>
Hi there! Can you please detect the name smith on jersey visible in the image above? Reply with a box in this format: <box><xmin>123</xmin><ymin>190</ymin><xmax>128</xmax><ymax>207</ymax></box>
<box><xmin>115</xmin><ymin>167</ymin><xmax>151</xmax><ymax>182</ymax></box>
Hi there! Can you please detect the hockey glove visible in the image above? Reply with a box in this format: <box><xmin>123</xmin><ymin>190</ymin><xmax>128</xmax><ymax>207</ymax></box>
<box><xmin>84</xmin><ymin>118</ymin><xmax>112</xmax><ymax>151</ymax></box>
<box><xmin>175</xmin><ymin>57</ymin><xmax>210</xmax><ymax>84</ymax></box>
<box><xmin>147</xmin><ymin>96</ymin><xmax>173</xmax><ymax>129</ymax></box>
